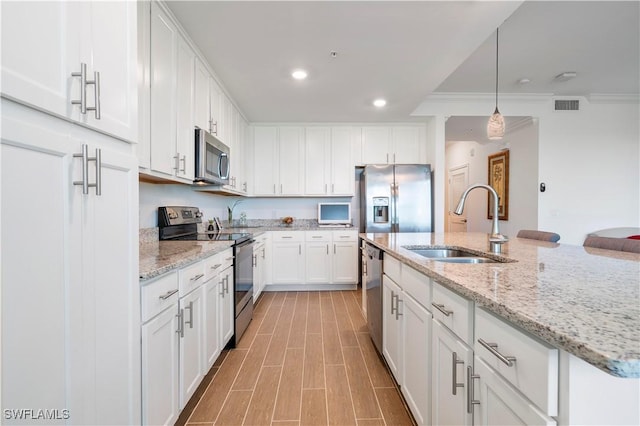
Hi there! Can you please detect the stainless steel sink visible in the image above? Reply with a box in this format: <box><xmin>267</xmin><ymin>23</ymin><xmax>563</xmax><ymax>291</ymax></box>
<box><xmin>403</xmin><ymin>247</ymin><xmax>499</xmax><ymax>264</ymax></box>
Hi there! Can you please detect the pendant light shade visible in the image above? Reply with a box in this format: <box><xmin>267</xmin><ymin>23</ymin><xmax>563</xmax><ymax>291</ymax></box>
<box><xmin>487</xmin><ymin>28</ymin><xmax>505</xmax><ymax>140</ymax></box>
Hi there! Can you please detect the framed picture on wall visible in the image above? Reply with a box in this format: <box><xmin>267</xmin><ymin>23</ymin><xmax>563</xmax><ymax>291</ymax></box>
<box><xmin>487</xmin><ymin>150</ymin><xmax>509</xmax><ymax>220</ymax></box>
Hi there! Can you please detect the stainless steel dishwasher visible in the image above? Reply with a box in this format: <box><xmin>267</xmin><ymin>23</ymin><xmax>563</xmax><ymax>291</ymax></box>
<box><xmin>364</xmin><ymin>243</ymin><xmax>383</xmax><ymax>354</ymax></box>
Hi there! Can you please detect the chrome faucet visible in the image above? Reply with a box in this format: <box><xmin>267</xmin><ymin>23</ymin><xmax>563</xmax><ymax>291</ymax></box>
<box><xmin>454</xmin><ymin>184</ymin><xmax>508</xmax><ymax>253</ymax></box>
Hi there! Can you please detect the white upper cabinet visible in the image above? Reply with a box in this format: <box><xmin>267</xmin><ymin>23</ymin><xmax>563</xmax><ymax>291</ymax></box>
<box><xmin>304</xmin><ymin>127</ymin><xmax>331</xmax><ymax>196</ymax></box>
<box><xmin>304</xmin><ymin>127</ymin><xmax>355</xmax><ymax>196</ymax></box>
<box><xmin>253</xmin><ymin>126</ymin><xmax>304</xmax><ymax>196</ymax></box>
<box><xmin>149</xmin><ymin>2</ymin><xmax>194</xmax><ymax>182</ymax></box>
<box><xmin>361</xmin><ymin>125</ymin><xmax>426</xmax><ymax>165</ymax></box>
<box><xmin>194</xmin><ymin>58</ymin><xmax>210</xmax><ymax>132</ymax></box>
<box><xmin>330</xmin><ymin>127</ymin><xmax>356</xmax><ymax>195</ymax></box>
<box><xmin>362</xmin><ymin>126</ymin><xmax>392</xmax><ymax>164</ymax></box>
<box><xmin>1</xmin><ymin>0</ymin><xmax>137</xmax><ymax>142</ymax></box>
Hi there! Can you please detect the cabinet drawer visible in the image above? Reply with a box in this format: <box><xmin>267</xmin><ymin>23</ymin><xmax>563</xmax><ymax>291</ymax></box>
<box><xmin>141</xmin><ymin>271</ymin><xmax>179</xmax><ymax>322</ymax></box>
<box><xmin>204</xmin><ymin>252</ymin><xmax>224</xmax><ymax>281</ymax></box>
<box><xmin>332</xmin><ymin>230</ymin><xmax>357</xmax><ymax>241</ymax></box>
<box><xmin>383</xmin><ymin>253</ymin><xmax>401</xmax><ymax>284</ymax></box>
<box><xmin>475</xmin><ymin>307</ymin><xmax>558</xmax><ymax>416</ymax></box>
<box><xmin>272</xmin><ymin>231</ymin><xmax>303</xmax><ymax>242</ymax></box>
<box><xmin>179</xmin><ymin>260</ymin><xmax>206</xmax><ymax>296</ymax></box>
<box><xmin>306</xmin><ymin>231</ymin><xmax>331</xmax><ymax>242</ymax></box>
<box><xmin>432</xmin><ymin>281</ymin><xmax>472</xmax><ymax>345</ymax></box>
<box><xmin>219</xmin><ymin>248</ymin><xmax>234</xmax><ymax>271</ymax></box>
<box><xmin>401</xmin><ymin>264</ymin><xmax>431</xmax><ymax>309</ymax></box>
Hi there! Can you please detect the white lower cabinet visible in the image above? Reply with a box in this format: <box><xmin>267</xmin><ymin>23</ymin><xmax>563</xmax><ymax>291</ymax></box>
<box><xmin>141</xmin><ymin>248</ymin><xmax>234</xmax><ymax>425</ymax></box>
<box><xmin>252</xmin><ymin>233</ymin><xmax>269</xmax><ymax>302</ymax></box>
<box><xmin>219</xmin><ymin>263</ymin><xmax>235</xmax><ymax>346</ymax></box>
<box><xmin>431</xmin><ymin>319</ymin><xmax>473</xmax><ymax>426</ymax></box>
<box><xmin>271</xmin><ymin>232</ymin><xmax>305</xmax><ymax>285</ymax></box>
<box><xmin>179</xmin><ymin>286</ymin><xmax>206</xmax><ymax>408</ymax></box>
<box><xmin>473</xmin><ymin>355</ymin><xmax>556</xmax><ymax>425</ymax></box>
<box><xmin>382</xmin><ymin>265</ymin><xmax>431</xmax><ymax>426</ymax></box>
<box><xmin>141</xmin><ymin>303</ymin><xmax>180</xmax><ymax>426</ymax></box>
<box><xmin>269</xmin><ymin>231</ymin><xmax>357</xmax><ymax>288</ymax></box>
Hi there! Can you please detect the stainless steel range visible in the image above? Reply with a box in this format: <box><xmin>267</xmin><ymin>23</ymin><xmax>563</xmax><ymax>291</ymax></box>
<box><xmin>158</xmin><ymin>206</ymin><xmax>254</xmax><ymax>346</ymax></box>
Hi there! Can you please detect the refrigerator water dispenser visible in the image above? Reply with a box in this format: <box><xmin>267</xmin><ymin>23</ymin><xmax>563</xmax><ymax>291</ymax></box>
<box><xmin>373</xmin><ymin>197</ymin><xmax>389</xmax><ymax>223</ymax></box>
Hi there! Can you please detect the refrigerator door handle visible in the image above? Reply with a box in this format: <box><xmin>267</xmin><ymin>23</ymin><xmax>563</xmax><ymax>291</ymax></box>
<box><xmin>391</xmin><ymin>182</ymin><xmax>399</xmax><ymax>232</ymax></box>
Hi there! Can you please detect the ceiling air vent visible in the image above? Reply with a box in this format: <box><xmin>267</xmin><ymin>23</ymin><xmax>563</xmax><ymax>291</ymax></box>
<box><xmin>554</xmin><ymin>99</ymin><xmax>579</xmax><ymax>111</ymax></box>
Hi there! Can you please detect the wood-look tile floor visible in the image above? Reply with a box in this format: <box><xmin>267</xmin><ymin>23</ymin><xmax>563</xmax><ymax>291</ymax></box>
<box><xmin>184</xmin><ymin>290</ymin><xmax>415</xmax><ymax>426</ymax></box>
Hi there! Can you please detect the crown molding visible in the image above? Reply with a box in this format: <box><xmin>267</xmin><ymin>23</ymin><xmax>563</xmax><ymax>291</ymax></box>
<box><xmin>587</xmin><ymin>94</ymin><xmax>640</xmax><ymax>104</ymax></box>
<box><xmin>427</xmin><ymin>92</ymin><xmax>553</xmax><ymax>104</ymax></box>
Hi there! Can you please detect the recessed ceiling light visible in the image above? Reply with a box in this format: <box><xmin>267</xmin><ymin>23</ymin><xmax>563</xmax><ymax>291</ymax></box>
<box><xmin>518</xmin><ymin>78</ymin><xmax>531</xmax><ymax>85</ymax></box>
<box><xmin>373</xmin><ymin>99</ymin><xmax>387</xmax><ymax>108</ymax></box>
<box><xmin>291</xmin><ymin>69</ymin><xmax>308</xmax><ymax>80</ymax></box>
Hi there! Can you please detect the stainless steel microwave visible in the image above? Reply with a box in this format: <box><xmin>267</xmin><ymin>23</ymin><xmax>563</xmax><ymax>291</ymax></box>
<box><xmin>194</xmin><ymin>127</ymin><xmax>230</xmax><ymax>185</ymax></box>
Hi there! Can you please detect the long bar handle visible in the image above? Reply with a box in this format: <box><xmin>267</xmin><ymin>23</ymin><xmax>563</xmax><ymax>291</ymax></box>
<box><xmin>253</xmin><ymin>254</ymin><xmax>257</xmax><ymax>267</ymax></box>
<box><xmin>71</xmin><ymin>63</ymin><xmax>87</xmax><ymax>114</ymax></box>
<box><xmin>390</xmin><ymin>291</ymin><xmax>397</xmax><ymax>315</ymax></box>
<box><xmin>184</xmin><ymin>301</ymin><xmax>194</xmax><ymax>328</ymax></box>
<box><xmin>179</xmin><ymin>155</ymin><xmax>186</xmax><ymax>173</ymax></box>
<box><xmin>210</xmin><ymin>263</ymin><xmax>222</xmax><ymax>271</ymax></box>
<box><xmin>86</xmin><ymin>71</ymin><xmax>101</xmax><ymax>119</ymax></box>
<box><xmin>176</xmin><ymin>310</ymin><xmax>184</xmax><ymax>338</ymax></box>
<box><xmin>219</xmin><ymin>278</ymin><xmax>225</xmax><ymax>296</ymax></box>
<box><xmin>93</xmin><ymin>148</ymin><xmax>101</xmax><ymax>196</ymax></box>
<box><xmin>478</xmin><ymin>338</ymin><xmax>516</xmax><ymax>367</ymax></box>
<box><xmin>190</xmin><ymin>273</ymin><xmax>205</xmax><ymax>282</ymax></box>
<box><xmin>467</xmin><ymin>366</ymin><xmax>480</xmax><ymax>414</ymax></box>
<box><xmin>452</xmin><ymin>352</ymin><xmax>465</xmax><ymax>395</ymax></box>
<box><xmin>73</xmin><ymin>144</ymin><xmax>89</xmax><ymax>194</ymax></box>
<box><xmin>159</xmin><ymin>289</ymin><xmax>178</xmax><ymax>300</ymax></box>
<box><xmin>432</xmin><ymin>302</ymin><xmax>453</xmax><ymax>317</ymax></box>
<box><xmin>395</xmin><ymin>296</ymin><xmax>402</xmax><ymax>320</ymax></box>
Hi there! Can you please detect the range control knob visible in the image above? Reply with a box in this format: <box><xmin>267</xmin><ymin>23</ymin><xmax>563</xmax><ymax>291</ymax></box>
<box><xmin>168</xmin><ymin>209</ymin><xmax>178</xmax><ymax>219</ymax></box>
<box><xmin>195</xmin><ymin>210</ymin><xmax>203</xmax><ymax>218</ymax></box>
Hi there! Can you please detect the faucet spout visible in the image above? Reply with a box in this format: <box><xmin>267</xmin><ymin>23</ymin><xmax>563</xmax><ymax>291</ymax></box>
<box><xmin>454</xmin><ymin>184</ymin><xmax>508</xmax><ymax>248</ymax></box>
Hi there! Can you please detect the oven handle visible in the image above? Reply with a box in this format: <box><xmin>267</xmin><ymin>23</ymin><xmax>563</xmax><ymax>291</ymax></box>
<box><xmin>235</xmin><ymin>238</ymin><xmax>256</xmax><ymax>248</ymax></box>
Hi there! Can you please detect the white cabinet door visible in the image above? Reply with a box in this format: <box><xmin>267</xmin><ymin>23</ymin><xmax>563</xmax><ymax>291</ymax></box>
<box><xmin>272</xmin><ymin>242</ymin><xmax>305</xmax><ymax>284</ymax></box>
<box><xmin>79</xmin><ymin>129</ymin><xmax>140</xmax><ymax>424</ymax></box>
<box><xmin>252</xmin><ymin>126</ymin><xmax>278</xmax><ymax>195</ymax></box>
<box><xmin>209</xmin><ymin>77</ymin><xmax>223</xmax><ymax>137</ymax></box>
<box><xmin>473</xmin><ymin>356</ymin><xmax>556</xmax><ymax>426</ymax></box>
<box><xmin>179</xmin><ymin>288</ymin><xmax>206</xmax><ymax>409</ymax></box>
<box><xmin>204</xmin><ymin>279</ymin><xmax>221</xmax><ymax>370</ymax></box>
<box><xmin>362</xmin><ymin>126</ymin><xmax>391</xmax><ymax>164</ymax></box>
<box><xmin>279</xmin><ymin>127</ymin><xmax>304</xmax><ymax>195</ymax></box>
<box><xmin>332</xmin><ymin>241</ymin><xmax>358</xmax><ymax>284</ymax></box>
<box><xmin>306</xmin><ymin>242</ymin><xmax>331</xmax><ymax>283</ymax></box>
<box><xmin>219</xmin><ymin>266</ymin><xmax>235</xmax><ymax>346</ymax></box>
<box><xmin>432</xmin><ymin>319</ymin><xmax>473</xmax><ymax>426</ymax></box>
<box><xmin>1</xmin><ymin>103</ymin><xmax>74</xmax><ymax>419</ymax></box>
<box><xmin>330</xmin><ymin>127</ymin><xmax>355</xmax><ymax>195</ymax></box>
<box><xmin>141</xmin><ymin>306</ymin><xmax>180</xmax><ymax>426</ymax></box>
<box><xmin>401</xmin><ymin>294</ymin><xmax>431</xmax><ymax>426</ymax></box>
<box><xmin>305</xmin><ymin>127</ymin><xmax>331</xmax><ymax>195</ymax></box>
<box><xmin>175</xmin><ymin>37</ymin><xmax>195</xmax><ymax>180</ymax></box>
<box><xmin>382</xmin><ymin>275</ymin><xmax>402</xmax><ymax>379</ymax></box>
<box><xmin>82</xmin><ymin>0</ymin><xmax>137</xmax><ymax>142</ymax></box>
<box><xmin>253</xmin><ymin>243</ymin><xmax>266</xmax><ymax>302</ymax></box>
<box><xmin>194</xmin><ymin>58</ymin><xmax>210</xmax><ymax>132</ymax></box>
<box><xmin>149</xmin><ymin>2</ymin><xmax>177</xmax><ymax>176</ymax></box>
<box><xmin>2</xmin><ymin>100</ymin><xmax>140</xmax><ymax>425</ymax></box>
<box><xmin>1</xmin><ymin>1</ymin><xmax>79</xmax><ymax>120</ymax></box>
<box><xmin>391</xmin><ymin>126</ymin><xmax>422</xmax><ymax>164</ymax></box>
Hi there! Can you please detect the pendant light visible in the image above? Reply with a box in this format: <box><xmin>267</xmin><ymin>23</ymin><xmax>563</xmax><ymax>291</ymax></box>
<box><xmin>487</xmin><ymin>27</ymin><xmax>505</xmax><ymax>140</ymax></box>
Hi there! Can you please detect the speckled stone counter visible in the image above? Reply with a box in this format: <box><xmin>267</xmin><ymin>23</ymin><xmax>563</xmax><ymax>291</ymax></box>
<box><xmin>360</xmin><ymin>232</ymin><xmax>640</xmax><ymax>378</ymax></box>
<box><xmin>139</xmin><ymin>240</ymin><xmax>233</xmax><ymax>280</ymax></box>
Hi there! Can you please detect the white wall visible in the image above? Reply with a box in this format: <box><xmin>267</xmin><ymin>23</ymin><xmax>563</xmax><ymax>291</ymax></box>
<box><xmin>445</xmin><ymin>117</ymin><xmax>538</xmax><ymax>238</ymax></box>
<box><xmin>414</xmin><ymin>93</ymin><xmax>640</xmax><ymax>245</ymax></box>
<box><xmin>139</xmin><ymin>182</ymin><xmax>352</xmax><ymax>228</ymax></box>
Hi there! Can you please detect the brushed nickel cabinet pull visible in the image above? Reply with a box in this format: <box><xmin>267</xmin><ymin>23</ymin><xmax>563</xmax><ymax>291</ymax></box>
<box><xmin>467</xmin><ymin>366</ymin><xmax>480</xmax><ymax>413</ymax></box>
<box><xmin>86</xmin><ymin>71</ymin><xmax>101</xmax><ymax>119</ymax></box>
<box><xmin>159</xmin><ymin>289</ymin><xmax>178</xmax><ymax>300</ymax></box>
<box><xmin>478</xmin><ymin>338</ymin><xmax>516</xmax><ymax>367</ymax></box>
<box><xmin>432</xmin><ymin>302</ymin><xmax>453</xmax><ymax>317</ymax></box>
<box><xmin>452</xmin><ymin>352</ymin><xmax>465</xmax><ymax>395</ymax></box>
<box><xmin>71</xmin><ymin>63</ymin><xmax>87</xmax><ymax>114</ymax></box>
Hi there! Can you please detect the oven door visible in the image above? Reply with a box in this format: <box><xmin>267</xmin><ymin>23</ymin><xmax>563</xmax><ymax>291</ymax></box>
<box><xmin>194</xmin><ymin>128</ymin><xmax>230</xmax><ymax>185</ymax></box>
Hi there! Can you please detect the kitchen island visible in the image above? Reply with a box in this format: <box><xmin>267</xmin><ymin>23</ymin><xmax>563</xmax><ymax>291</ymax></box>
<box><xmin>361</xmin><ymin>231</ymin><xmax>639</xmax><ymax>425</ymax></box>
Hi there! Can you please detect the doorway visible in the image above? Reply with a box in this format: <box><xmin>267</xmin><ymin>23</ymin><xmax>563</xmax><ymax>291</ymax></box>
<box><xmin>447</xmin><ymin>164</ymin><xmax>468</xmax><ymax>232</ymax></box>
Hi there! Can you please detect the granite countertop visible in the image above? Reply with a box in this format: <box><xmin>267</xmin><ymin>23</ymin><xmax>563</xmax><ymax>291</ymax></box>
<box><xmin>139</xmin><ymin>240</ymin><xmax>233</xmax><ymax>280</ymax></box>
<box><xmin>139</xmin><ymin>224</ymin><xmax>356</xmax><ymax>281</ymax></box>
<box><xmin>360</xmin><ymin>232</ymin><xmax>640</xmax><ymax>378</ymax></box>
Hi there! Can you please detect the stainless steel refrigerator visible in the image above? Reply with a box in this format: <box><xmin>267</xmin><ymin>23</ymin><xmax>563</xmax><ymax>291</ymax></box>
<box><xmin>360</xmin><ymin>164</ymin><xmax>433</xmax><ymax>233</ymax></box>
<box><xmin>360</xmin><ymin>164</ymin><xmax>432</xmax><ymax>354</ymax></box>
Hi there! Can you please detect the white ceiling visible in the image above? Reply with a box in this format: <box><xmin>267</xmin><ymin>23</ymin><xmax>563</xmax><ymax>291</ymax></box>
<box><xmin>166</xmin><ymin>1</ymin><xmax>639</xmax><ymax>125</ymax></box>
